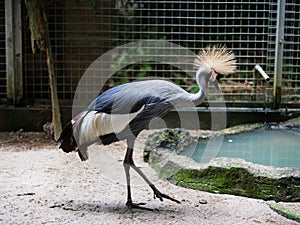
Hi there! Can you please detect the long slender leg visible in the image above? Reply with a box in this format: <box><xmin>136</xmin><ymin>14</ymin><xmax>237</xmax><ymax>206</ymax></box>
<box><xmin>123</xmin><ymin>142</ymin><xmax>133</xmax><ymax>206</ymax></box>
<box><xmin>130</xmin><ymin>161</ymin><xmax>180</xmax><ymax>204</ymax></box>
<box><xmin>123</xmin><ymin>146</ymin><xmax>151</xmax><ymax>210</ymax></box>
<box><xmin>123</xmin><ymin>162</ymin><xmax>132</xmax><ymax>206</ymax></box>
<box><xmin>123</xmin><ymin>138</ymin><xmax>181</xmax><ymax>210</ymax></box>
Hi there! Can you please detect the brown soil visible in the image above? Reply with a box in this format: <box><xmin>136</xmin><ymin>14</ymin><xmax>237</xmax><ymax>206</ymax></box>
<box><xmin>0</xmin><ymin>131</ymin><xmax>56</xmax><ymax>150</ymax></box>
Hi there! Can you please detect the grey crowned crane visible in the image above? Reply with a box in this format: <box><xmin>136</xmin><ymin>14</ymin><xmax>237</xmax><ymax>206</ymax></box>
<box><xmin>58</xmin><ymin>46</ymin><xmax>237</xmax><ymax>210</ymax></box>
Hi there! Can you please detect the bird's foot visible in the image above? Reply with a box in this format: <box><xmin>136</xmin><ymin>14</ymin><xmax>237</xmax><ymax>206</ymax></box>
<box><xmin>152</xmin><ymin>185</ymin><xmax>181</xmax><ymax>204</ymax></box>
<box><xmin>126</xmin><ymin>200</ymin><xmax>153</xmax><ymax>211</ymax></box>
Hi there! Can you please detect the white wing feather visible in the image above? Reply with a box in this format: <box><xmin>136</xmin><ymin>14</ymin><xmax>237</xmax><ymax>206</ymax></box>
<box><xmin>77</xmin><ymin>106</ymin><xmax>144</xmax><ymax>145</ymax></box>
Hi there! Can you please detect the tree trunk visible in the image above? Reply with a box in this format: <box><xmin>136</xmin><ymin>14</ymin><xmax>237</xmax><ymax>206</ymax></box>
<box><xmin>24</xmin><ymin>0</ymin><xmax>62</xmax><ymax>140</ymax></box>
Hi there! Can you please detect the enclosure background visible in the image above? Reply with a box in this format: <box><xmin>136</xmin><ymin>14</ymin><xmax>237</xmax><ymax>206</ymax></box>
<box><xmin>0</xmin><ymin>0</ymin><xmax>299</xmax><ymax>107</ymax></box>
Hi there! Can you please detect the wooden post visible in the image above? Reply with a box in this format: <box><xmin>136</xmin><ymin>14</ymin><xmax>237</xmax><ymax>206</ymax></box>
<box><xmin>14</xmin><ymin>0</ymin><xmax>23</xmax><ymax>102</ymax></box>
<box><xmin>5</xmin><ymin>0</ymin><xmax>22</xmax><ymax>104</ymax></box>
<box><xmin>273</xmin><ymin>0</ymin><xmax>285</xmax><ymax>109</ymax></box>
<box><xmin>5</xmin><ymin>0</ymin><xmax>15</xmax><ymax>103</ymax></box>
<box><xmin>24</xmin><ymin>0</ymin><xmax>62</xmax><ymax>140</ymax></box>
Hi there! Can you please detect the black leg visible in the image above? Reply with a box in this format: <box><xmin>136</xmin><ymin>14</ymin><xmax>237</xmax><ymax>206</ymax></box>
<box><xmin>122</xmin><ymin>138</ymin><xmax>181</xmax><ymax>210</ymax></box>
<box><xmin>128</xmin><ymin>157</ymin><xmax>181</xmax><ymax>204</ymax></box>
<box><xmin>123</xmin><ymin>146</ymin><xmax>152</xmax><ymax>211</ymax></box>
<box><xmin>123</xmin><ymin>162</ymin><xmax>132</xmax><ymax>206</ymax></box>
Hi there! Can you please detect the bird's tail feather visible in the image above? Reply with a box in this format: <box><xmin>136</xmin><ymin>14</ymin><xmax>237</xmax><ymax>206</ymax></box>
<box><xmin>58</xmin><ymin>121</ymin><xmax>77</xmax><ymax>153</ymax></box>
<box><xmin>58</xmin><ymin>111</ymin><xmax>89</xmax><ymax>161</ymax></box>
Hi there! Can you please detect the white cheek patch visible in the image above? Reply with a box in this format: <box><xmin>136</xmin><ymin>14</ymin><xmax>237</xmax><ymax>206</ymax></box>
<box><xmin>209</xmin><ymin>71</ymin><xmax>218</xmax><ymax>83</ymax></box>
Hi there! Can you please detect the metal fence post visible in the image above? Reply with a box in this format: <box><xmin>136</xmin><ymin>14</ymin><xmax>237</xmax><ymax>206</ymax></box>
<box><xmin>273</xmin><ymin>0</ymin><xmax>285</xmax><ymax>109</ymax></box>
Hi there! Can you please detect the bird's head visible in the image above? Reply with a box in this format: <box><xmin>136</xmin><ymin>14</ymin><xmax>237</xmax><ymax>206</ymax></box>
<box><xmin>194</xmin><ymin>45</ymin><xmax>237</xmax><ymax>92</ymax></box>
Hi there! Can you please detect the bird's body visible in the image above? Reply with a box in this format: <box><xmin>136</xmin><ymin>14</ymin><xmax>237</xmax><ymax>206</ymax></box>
<box><xmin>73</xmin><ymin>80</ymin><xmax>202</xmax><ymax>149</ymax></box>
<box><xmin>58</xmin><ymin>46</ymin><xmax>237</xmax><ymax>210</ymax></box>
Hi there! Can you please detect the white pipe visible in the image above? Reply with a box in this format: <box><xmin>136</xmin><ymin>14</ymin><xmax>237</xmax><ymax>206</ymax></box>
<box><xmin>255</xmin><ymin>64</ymin><xmax>270</xmax><ymax>81</ymax></box>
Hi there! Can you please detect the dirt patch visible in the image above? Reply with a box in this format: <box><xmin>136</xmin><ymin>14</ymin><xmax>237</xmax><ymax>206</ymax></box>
<box><xmin>0</xmin><ymin>131</ymin><xmax>56</xmax><ymax>150</ymax></box>
<box><xmin>0</xmin><ymin>131</ymin><xmax>299</xmax><ymax>224</ymax></box>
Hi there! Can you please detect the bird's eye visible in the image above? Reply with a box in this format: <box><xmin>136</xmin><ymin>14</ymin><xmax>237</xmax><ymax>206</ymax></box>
<box><xmin>216</xmin><ymin>74</ymin><xmax>224</xmax><ymax>81</ymax></box>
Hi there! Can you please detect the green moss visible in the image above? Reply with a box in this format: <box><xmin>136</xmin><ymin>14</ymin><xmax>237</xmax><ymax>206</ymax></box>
<box><xmin>171</xmin><ymin>167</ymin><xmax>300</xmax><ymax>202</ymax></box>
<box><xmin>269</xmin><ymin>203</ymin><xmax>300</xmax><ymax>223</ymax></box>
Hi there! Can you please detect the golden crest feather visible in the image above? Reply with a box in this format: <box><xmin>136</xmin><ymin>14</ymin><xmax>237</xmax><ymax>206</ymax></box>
<box><xmin>194</xmin><ymin>45</ymin><xmax>237</xmax><ymax>75</ymax></box>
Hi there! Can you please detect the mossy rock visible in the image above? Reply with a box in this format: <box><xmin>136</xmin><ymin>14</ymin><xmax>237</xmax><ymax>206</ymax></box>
<box><xmin>143</xmin><ymin>128</ymin><xmax>197</xmax><ymax>161</ymax></box>
<box><xmin>171</xmin><ymin>166</ymin><xmax>300</xmax><ymax>202</ymax></box>
<box><xmin>149</xmin><ymin>151</ymin><xmax>300</xmax><ymax>202</ymax></box>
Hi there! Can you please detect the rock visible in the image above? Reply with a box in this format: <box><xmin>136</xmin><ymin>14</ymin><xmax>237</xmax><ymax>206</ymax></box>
<box><xmin>143</xmin><ymin>128</ymin><xmax>196</xmax><ymax>162</ymax></box>
<box><xmin>199</xmin><ymin>199</ymin><xmax>208</xmax><ymax>204</ymax></box>
<box><xmin>43</xmin><ymin>122</ymin><xmax>54</xmax><ymax>138</ymax></box>
<box><xmin>143</xmin><ymin>124</ymin><xmax>263</xmax><ymax>162</ymax></box>
<box><xmin>145</xmin><ymin>120</ymin><xmax>300</xmax><ymax>202</ymax></box>
<box><xmin>148</xmin><ymin>152</ymin><xmax>300</xmax><ymax>202</ymax></box>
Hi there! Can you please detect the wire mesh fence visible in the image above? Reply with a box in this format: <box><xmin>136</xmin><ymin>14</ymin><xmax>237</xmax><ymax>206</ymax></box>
<box><xmin>0</xmin><ymin>0</ymin><xmax>6</xmax><ymax>101</ymax></box>
<box><xmin>281</xmin><ymin>0</ymin><xmax>300</xmax><ymax>104</ymax></box>
<box><xmin>3</xmin><ymin>0</ymin><xmax>300</xmax><ymax>107</ymax></box>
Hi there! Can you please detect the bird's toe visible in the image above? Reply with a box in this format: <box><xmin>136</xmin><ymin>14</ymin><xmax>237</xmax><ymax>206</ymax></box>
<box><xmin>153</xmin><ymin>189</ymin><xmax>181</xmax><ymax>204</ymax></box>
<box><xmin>126</xmin><ymin>200</ymin><xmax>152</xmax><ymax>211</ymax></box>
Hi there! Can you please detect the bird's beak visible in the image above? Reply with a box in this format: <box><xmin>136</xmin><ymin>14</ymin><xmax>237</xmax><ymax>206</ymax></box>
<box><xmin>209</xmin><ymin>71</ymin><xmax>221</xmax><ymax>91</ymax></box>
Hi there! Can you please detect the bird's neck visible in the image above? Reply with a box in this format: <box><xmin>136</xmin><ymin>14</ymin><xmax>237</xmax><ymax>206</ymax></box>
<box><xmin>188</xmin><ymin>87</ymin><xmax>206</xmax><ymax>106</ymax></box>
<box><xmin>188</xmin><ymin>69</ymin><xmax>208</xmax><ymax>105</ymax></box>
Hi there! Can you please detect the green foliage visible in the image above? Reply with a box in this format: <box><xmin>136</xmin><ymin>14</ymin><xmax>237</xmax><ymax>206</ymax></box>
<box><xmin>88</xmin><ymin>0</ymin><xmax>100</xmax><ymax>9</ymax></box>
<box><xmin>108</xmin><ymin>44</ymin><xmax>194</xmax><ymax>91</ymax></box>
